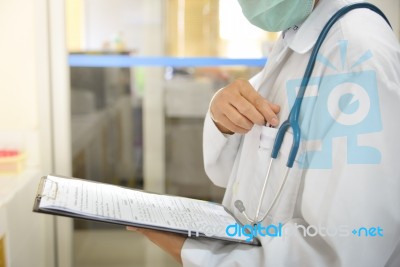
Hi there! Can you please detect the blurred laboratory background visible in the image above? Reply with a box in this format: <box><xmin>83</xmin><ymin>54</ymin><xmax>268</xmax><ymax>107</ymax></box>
<box><xmin>0</xmin><ymin>0</ymin><xmax>399</xmax><ymax>267</ymax></box>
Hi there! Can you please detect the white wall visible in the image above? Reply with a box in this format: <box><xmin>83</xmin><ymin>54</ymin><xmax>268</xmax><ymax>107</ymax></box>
<box><xmin>0</xmin><ymin>0</ymin><xmax>73</xmax><ymax>266</ymax></box>
<box><xmin>0</xmin><ymin>2</ymin><xmax>39</xmax><ymax>130</ymax></box>
<box><xmin>0</xmin><ymin>0</ymin><xmax>57</xmax><ymax>266</ymax></box>
<box><xmin>0</xmin><ymin>1</ymin><xmax>42</xmax><ymax>169</ymax></box>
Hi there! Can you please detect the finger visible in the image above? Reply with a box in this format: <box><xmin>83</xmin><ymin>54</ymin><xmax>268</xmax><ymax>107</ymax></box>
<box><xmin>127</xmin><ymin>226</ymin><xmax>138</xmax><ymax>231</ymax></box>
<box><xmin>212</xmin><ymin>101</ymin><xmax>253</xmax><ymax>130</ymax></box>
<box><xmin>242</xmin><ymin>90</ymin><xmax>279</xmax><ymax>126</ymax></box>
<box><xmin>217</xmin><ymin>113</ymin><xmax>250</xmax><ymax>134</ymax></box>
<box><xmin>270</xmin><ymin>103</ymin><xmax>281</xmax><ymax>114</ymax></box>
<box><xmin>230</xmin><ymin>94</ymin><xmax>265</xmax><ymax>125</ymax></box>
<box><xmin>259</xmin><ymin>102</ymin><xmax>280</xmax><ymax>126</ymax></box>
<box><xmin>236</xmin><ymin>80</ymin><xmax>280</xmax><ymax>126</ymax></box>
<box><xmin>223</xmin><ymin>104</ymin><xmax>254</xmax><ymax>130</ymax></box>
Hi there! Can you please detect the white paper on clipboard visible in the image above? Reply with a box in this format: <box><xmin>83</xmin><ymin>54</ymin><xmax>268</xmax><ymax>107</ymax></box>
<box><xmin>34</xmin><ymin>175</ymin><xmax>260</xmax><ymax>245</ymax></box>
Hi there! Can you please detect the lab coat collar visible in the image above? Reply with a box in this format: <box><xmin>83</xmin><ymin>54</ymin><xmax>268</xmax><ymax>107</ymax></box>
<box><xmin>284</xmin><ymin>0</ymin><xmax>362</xmax><ymax>54</ymax></box>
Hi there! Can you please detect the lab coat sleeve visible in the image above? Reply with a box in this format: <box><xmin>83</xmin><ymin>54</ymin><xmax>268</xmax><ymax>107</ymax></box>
<box><xmin>202</xmin><ymin>112</ymin><xmax>241</xmax><ymax>188</ymax></box>
<box><xmin>181</xmin><ymin>238</ymin><xmax>264</xmax><ymax>267</ymax></box>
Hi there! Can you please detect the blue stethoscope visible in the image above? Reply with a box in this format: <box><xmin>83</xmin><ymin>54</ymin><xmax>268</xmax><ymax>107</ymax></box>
<box><xmin>235</xmin><ymin>3</ymin><xmax>391</xmax><ymax>225</ymax></box>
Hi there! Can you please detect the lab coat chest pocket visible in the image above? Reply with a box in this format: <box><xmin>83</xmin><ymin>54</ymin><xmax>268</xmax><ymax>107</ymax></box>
<box><xmin>227</xmin><ymin>126</ymin><xmax>276</xmax><ymax>223</ymax></box>
<box><xmin>226</xmin><ymin>126</ymin><xmax>304</xmax><ymax>225</ymax></box>
<box><xmin>257</xmin><ymin>127</ymin><xmax>305</xmax><ymax>224</ymax></box>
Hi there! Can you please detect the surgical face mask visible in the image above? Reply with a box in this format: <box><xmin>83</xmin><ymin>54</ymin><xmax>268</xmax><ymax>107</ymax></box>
<box><xmin>237</xmin><ymin>0</ymin><xmax>315</xmax><ymax>32</ymax></box>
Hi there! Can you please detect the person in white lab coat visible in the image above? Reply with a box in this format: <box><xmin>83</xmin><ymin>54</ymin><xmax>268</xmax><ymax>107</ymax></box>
<box><xmin>130</xmin><ymin>0</ymin><xmax>400</xmax><ymax>266</ymax></box>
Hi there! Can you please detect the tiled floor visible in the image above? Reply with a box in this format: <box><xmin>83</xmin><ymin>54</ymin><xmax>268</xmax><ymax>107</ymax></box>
<box><xmin>74</xmin><ymin>229</ymin><xmax>180</xmax><ymax>267</ymax></box>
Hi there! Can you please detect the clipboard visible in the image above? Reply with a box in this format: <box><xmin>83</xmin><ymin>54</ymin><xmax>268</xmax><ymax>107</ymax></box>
<box><xmin>33</xmin><ymin>175</ymin><xmax>260</xmax><ymax>246</ymax></box>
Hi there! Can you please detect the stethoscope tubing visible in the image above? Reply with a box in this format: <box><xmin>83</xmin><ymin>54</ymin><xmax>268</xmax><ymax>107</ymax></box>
<box><xmin>236</xmin><ymin>3</ymin><xmax>392</xmax><ymax>226</ymax></box>
<box><xmin>271</xmin><ymin>3</ymin><xmax>392</xmax><ymax>169</ymax></box>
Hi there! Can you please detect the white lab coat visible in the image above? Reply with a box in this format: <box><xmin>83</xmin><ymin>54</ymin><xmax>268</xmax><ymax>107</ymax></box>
<box><xmin>181</xmin><ymin>0</ymin><xmax>400</xmax><ymax>266</ymax></box>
